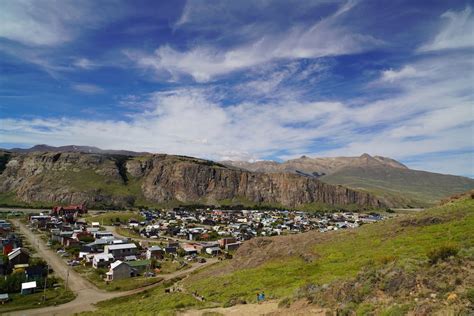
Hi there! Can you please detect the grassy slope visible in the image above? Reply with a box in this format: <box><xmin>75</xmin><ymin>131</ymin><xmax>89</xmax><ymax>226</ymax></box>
<box><xmin>321</xmin><ymin>166</ymin><xmax>474</xmax><ymax>207</ymax></box>
<box><xmin>183</xmin><ymin>197</ymin><xmax>474</xmax><ymax>302</ymax></box>
<box><xmin>88</xmin><ymin>196</ymin><xmax>474</xmax><ymax>315</ymax></box>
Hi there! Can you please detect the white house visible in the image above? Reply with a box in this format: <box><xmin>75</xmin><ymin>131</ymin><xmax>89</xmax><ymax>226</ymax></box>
<box><xmin>92</xmin><ymin>253</ymin><xmax>114</xmax><ymax>269</ymax></box>
<box><xmin>105</xmin><ymin>261</ymin><xmax>131</xmax><ymax>281</ymax></box>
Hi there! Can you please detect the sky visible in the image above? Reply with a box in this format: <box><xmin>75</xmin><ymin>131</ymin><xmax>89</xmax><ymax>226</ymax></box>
<box><xmin>0</xmin><ymin>0</ymin><xmax>473</xmax><ymax>177</ymax></box>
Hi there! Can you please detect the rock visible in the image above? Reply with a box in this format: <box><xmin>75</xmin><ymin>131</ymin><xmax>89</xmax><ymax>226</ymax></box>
<box><xmin>0</xmin><ymin>151</ymin><xmax>384</xmax><ymax>208</ymax></box>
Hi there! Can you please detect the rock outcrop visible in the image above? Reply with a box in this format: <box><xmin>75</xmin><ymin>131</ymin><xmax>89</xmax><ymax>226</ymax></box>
<box><xmin>0</xmin><ymin>151</ymin><xmax>384</xmax><ymax>208</ymax></box>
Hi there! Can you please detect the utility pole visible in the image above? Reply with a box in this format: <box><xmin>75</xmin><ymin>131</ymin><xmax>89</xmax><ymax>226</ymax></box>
<box><xmin>43</xmin><ymin>264</ymin><xmax>48</xmax><ymax>303</ymax></box>
<box><xmin>65</xmin><ymin>267</ymin><xmax>70</xmax><ymax>290</ymax></box>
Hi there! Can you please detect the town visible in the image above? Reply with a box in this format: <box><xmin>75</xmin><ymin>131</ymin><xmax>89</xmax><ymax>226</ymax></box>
<box><xmin>0</xmin><ymin>204</ymin><xmax>384</xmax><ymax>311</ymax></box>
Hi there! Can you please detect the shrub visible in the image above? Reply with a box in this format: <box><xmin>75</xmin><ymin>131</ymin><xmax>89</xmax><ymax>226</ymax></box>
<box><xmin>427</xmin><ymin>244</ymin><xmax>459</xmax><ymax>264</ymax></box>
<box><xmin>278</xmin><ymin>297</ymin><xmax>292</xmax><ymax>308</ymax></box>
<box><xmin>466</xmin><ymin>288</ymin><xmax>474</xmax><ymax>304</ymax></box>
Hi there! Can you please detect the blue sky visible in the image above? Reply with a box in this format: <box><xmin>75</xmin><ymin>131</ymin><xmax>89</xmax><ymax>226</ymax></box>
<box><xmin>0</xmin><ymin>0</ymin><xmax>473</xmax><ymax>177</ymax></box>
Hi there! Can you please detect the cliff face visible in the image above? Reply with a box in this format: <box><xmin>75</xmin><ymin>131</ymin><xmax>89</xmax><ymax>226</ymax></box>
<box><xmin>0</xmin><ymin>151</ymin><xmax>383</xmax><ymax>208</ymax></box>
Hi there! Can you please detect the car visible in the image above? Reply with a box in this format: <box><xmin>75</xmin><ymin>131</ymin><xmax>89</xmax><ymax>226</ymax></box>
<box><xmin>57</xmin><ymin>249</ymin><xmax>66</xmax><ymax>254</ymax></box>
<box><xmin>144</xmin><ymin>272</ymin><xmax>155</xmax><ymax>277</ymax></box>
<box><xmin>198</xmin><ymin>258</ymin><xmax>206</xmax><ymax>263</ymax></box>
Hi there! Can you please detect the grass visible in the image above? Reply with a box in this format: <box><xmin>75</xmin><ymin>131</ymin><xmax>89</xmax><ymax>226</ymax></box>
<box><xmin>84</xmin><ymin>211</ymin><xmax>144</xmax><ymax>226</ymax></box>
<box><xmin>0</xmin><ymin>287</ymin><xmax>75</xmax><ymax>314</ymax></box>
<box><xmin>73</xmin><ymin>265</ymin><xmax>162</xmax><ymax>291</ymax></box>
<box><xmin>82</xmin><ymin>281</ymin><xmax>206</xmax><ymax>315</ymax></box>
<box><xmin>84</xmin><ymin>196</ymin><xmax>473</xmax><ymax>314</ymax></box>
<box><xmin>182</xmin><ymin>197</ymin><xmax>474</xmax><ymax>304</ymax></box>
<box><xmin>115</xmin><ymin>226</ymin><xmax>141</xmax><ymax>238</ymax></box>
<box><xmin>322</xmin><ymin>166</ymin><xmax>474</xmax><ymax>207</ymax></box>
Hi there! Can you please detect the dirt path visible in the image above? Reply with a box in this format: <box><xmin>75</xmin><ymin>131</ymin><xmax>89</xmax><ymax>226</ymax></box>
<box><xmin>179</xmin><ymin>301</ymin><xmax>280</xmax><ymax>316</ymax></box>
<box><xmin>180</xmin><ymin>300</ymin><xmax>329</xmax><ymax>316</ymax></box>
<box><xmin>7</xmin><ymin>220</ymin><xmax>217</xmax><ymax>316</ymax></box>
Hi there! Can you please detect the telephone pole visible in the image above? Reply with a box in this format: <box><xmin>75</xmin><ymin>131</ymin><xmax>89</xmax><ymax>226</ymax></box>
<box><xmin>65</xmin><ymin>267</ymin><xmax>70</xmax><ymax>290</ymax></box>
<box><xmin>43</xmin><ymin>264</ymin><xmax>48</xmax><ymax>302</ymax></box>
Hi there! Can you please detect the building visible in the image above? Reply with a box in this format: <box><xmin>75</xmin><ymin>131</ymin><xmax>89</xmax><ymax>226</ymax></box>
<box><xmin>51</xmin><ymin>204</ymin><xmax>87</xmax><ymax>216</ymax></box>
<box><xmin>21</xmin><ymin>281</ymin><xmax>37</xmax><ymax>295</ymax></box>
<box><xmin>105</xmin><ymin>261</ymin><xmax>131</xmax><ymax>281</ymax></box>
<box><xmin>146</xmin><ymin>246</ymin><xmax>164</xmax><ymax>260</ymax></box>
<box><xmin>205</xmin><ymin>246</ymin><xmax>221</xmax><ymax>256</ymax></box>
<box><xmin>218</xmin><ymin>237</ymin><xmax>236</xmax><ymax>248</ymax></box>
<box><xmin>104</xmin><ymin>243</ymin><xmax>137</xmax><ymax>260</ymax></box>
<box><xmin>225</xmin><ymin>242</ymin><xmax>241</xmax><ymax>251</ymax></box>
<box><xmin>8</xmin><ymin>248</ymin><xmax>29</xmax><ymax>268</ymax></box>
<box><xmin>92</xmin><ymin>253</ymin><xmax>114</xmax><ymax>269</ymax></box>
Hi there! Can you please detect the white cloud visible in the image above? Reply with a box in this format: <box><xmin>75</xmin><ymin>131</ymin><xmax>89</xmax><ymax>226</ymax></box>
<box><xmin>129</xmin><ymin>1</ymin><xmax>382</xmax><ymax>82</ymax></box>
<box><xmin>0</xmin><ymin>0</ymin><xmax>103</xmax><ymax>46</ymax></box>
<box><xmin>73</xmin><ymin>58</ymin><xmax>96</xmax><ymax>70</ymax></box>
<box><xmin>380</xmin><ymin>66</ymin><xmax>418</xmax><ymax>82</ymax></box>
<box><xmin>72</xmin><ymin>84</ymin><xmax>104</xmax><ymax>94</ymax></box>
<box><xmin>418</xmin><ymin>5</ymin><xmax>474</xmax><ymax>52</ymax></box>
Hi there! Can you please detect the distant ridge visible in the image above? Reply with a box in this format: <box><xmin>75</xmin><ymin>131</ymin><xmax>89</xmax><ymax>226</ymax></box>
<box><xmin>222</xmin><ymin>154</ymin><xmax>474</xmax><ymax>207</ymax></box>
<box><xmin>6</xmin><ymin>144</ymin><xmax>149</xmax><ymax>157</ymax></box>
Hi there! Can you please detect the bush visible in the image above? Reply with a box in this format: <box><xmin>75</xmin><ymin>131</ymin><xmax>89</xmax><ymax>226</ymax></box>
<box><xmin>278</xmin><ymin>297</ymin><xmax>292</xmax><ymax>308</ymax></box>
<box><xmin>427</xmin><ymin>244</ymin><xmax>459</xmax><ymax>264</ymax></box>
<box><xmin>466</xmin><ymin>288</ymin><xmax>474</xmax><ymax>304</ymax></box>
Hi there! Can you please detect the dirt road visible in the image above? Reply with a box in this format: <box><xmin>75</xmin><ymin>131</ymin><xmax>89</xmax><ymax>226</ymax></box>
<box><xmin>7</xmin><ymin>220</ymin><xmax>217</xmax><ymax>316</ymax></box>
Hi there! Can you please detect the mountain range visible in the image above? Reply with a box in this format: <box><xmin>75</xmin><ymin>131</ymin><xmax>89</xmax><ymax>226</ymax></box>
<box><xmin>1</xmin><ymin>145</ymin><xmax>473</xmax><ymax>208</ymax></box>
<box><xmin>0</xmin><ymin>147</ymin><xmax>382</xmax><ymax>209</ymax></box>
<box><xmin>222</xmin><ymin>154</ymin><xmax>474</xmax><ymax>207</ymax></box>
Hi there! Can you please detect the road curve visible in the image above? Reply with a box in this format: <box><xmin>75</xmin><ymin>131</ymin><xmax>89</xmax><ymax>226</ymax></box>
<box><xmin>8</xmin><ymin>220</ymin><xmax>217</xmax><ymax>316</ymax></box>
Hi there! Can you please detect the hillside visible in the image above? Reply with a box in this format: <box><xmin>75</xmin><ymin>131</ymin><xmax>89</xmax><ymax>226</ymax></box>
<box><xmin>0</xmin><ymin>151</ymin><xmax>383</xmax><ymax>209</ymax></box>
<box><xmin>322</xmin><ymin>165</ymin><xmax>474</xmax><ymax>207</ymax></box>
<box><xmin>83</xmin><ymin>193</ymin><xmax>474</xmax><ymax>315</ymax></box>
<box><xmin>223</xmin><ymin>154</ymin><xmax>474</xmax><ymax>207</ymax></box>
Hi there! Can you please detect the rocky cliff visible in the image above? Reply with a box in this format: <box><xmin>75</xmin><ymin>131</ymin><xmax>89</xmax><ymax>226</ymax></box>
<box><xmin>0</xmin><ymin>151</ymin><xmax>383</xmax><ymax>209</ymax></box>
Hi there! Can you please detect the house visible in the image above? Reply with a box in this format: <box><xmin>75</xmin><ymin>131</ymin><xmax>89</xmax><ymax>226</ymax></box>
<box><xmin>105</xmin><ymin>260</ymin><xmax>131</xmax><ymax>281</ymax></box>
<box><xmin>218</xmin><ymin>237</ymin><xmax>236</xmax><ymax>248</ymax></box>
<box><xmin>164</xmin><ymin>246</ymin><xmax>177</xmax><ymax>254</ymax></box>
<box><xmin>104</xmin><ymin>243</ymin><xmax>137</xmax><ymax>260</ymax></box>
<box><xmin>92</xmin><ymin>253</ymin><xmax>114</xmax><ymax>269</ymax></box>
<box><xmin>123</xmin><ymin>255</ymin><xmax>137</xmax><ymax>262</ymax></box>
<box><xmin>21</xmin><ymin>281</ymin><xmax>37</xmax><ymax>295</ymax></box>
<box><xmin>205</xmin><ymin>246</ymin><xmax>221</xmax><ymax>256</ymax></box>
<box><xmin>25</xmin><ymin>265</ymin><xmax>46</xmax><ymax>280</ymax></box>
<box><xmin>146</xmin><ymin>246</ymin><xmax>164</xmax><ymax>260</ymax></box>
<box><xmin>126</xmin><ymin>260</ymin><xmax>150</xmax><ymax>274</ymax></box>
<box><xmin>182</xmin><ymin>244</ymin><xmax>198</xmax><ymax>255</ymax></box>
<box><xmin>225</xmin><ymin>242</ymin><xmax>241</xmax><ymax>251</ymax></box>
<box><xmin>51</xmin><ymin>204</ymin><xmax>87</xmax><ymax>216</ymax></box>
<box><xmin>8</xmin><ymin>248</ymin><xmax>29</xmax><ymax>268</ymax></box>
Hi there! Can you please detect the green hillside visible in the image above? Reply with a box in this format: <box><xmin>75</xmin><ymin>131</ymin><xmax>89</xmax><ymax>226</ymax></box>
<box><xmin>321</xmin><ymin>166</ymin><xmax>474</xmax><ymax>207</ymax></box>
<box><xmin>86</xmin><ymin>193</ymin><xmax>474</xmax><ymax>315</ymax></box>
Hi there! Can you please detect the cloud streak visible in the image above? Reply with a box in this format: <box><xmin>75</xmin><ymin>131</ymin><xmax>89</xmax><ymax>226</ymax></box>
<box><xmin>129</xmin><ymin>1</ymin><xmax>382</xmax><ymax>82</ymax></box>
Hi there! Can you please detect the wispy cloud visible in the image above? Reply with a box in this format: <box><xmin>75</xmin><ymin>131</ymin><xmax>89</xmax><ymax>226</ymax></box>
<box><xmin>418</xmin><ymin>5</ymin><xmax>474</xmax><ymax>52</ymax></box>
<box><xmin>72</xmin><ymin>84</ymin><xmax>105</xmax><ymax>94</ymax></box>
<box><xmin>0</xmin><ymin>1</ymin><xmax>104</xmax><ymax>46</ymax></box>
<box><xmin>73</xmin><ymin>58</ymin><xmax>97</xmax><ymax>70</ymax></box>
<box><xmin>129</xmin><ymin>1</ymin><xmax>382</xmax><ymax>82</ymax></box>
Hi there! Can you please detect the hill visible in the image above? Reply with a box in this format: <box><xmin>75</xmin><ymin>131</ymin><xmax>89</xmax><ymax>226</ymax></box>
<box><xmin>223</xmin><ymin>154</ymin><xmax>474</xmax><ymax>207</ymax></box>
<box><xmin>85</xmin><ymin>193</ymin><xmax>474</xmax><ymax>315</ymax></box>
<box><xmin>0</xmin><ymin>150</ymin><xmax>382</xmax><ymax>209</ymax></box>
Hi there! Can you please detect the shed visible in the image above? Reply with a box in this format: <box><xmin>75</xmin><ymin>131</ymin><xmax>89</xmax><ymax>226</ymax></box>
<box><xmin>21</xmin><ymin>281</ymin><xmax>37</xmax><ymax>295</ymax></box>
